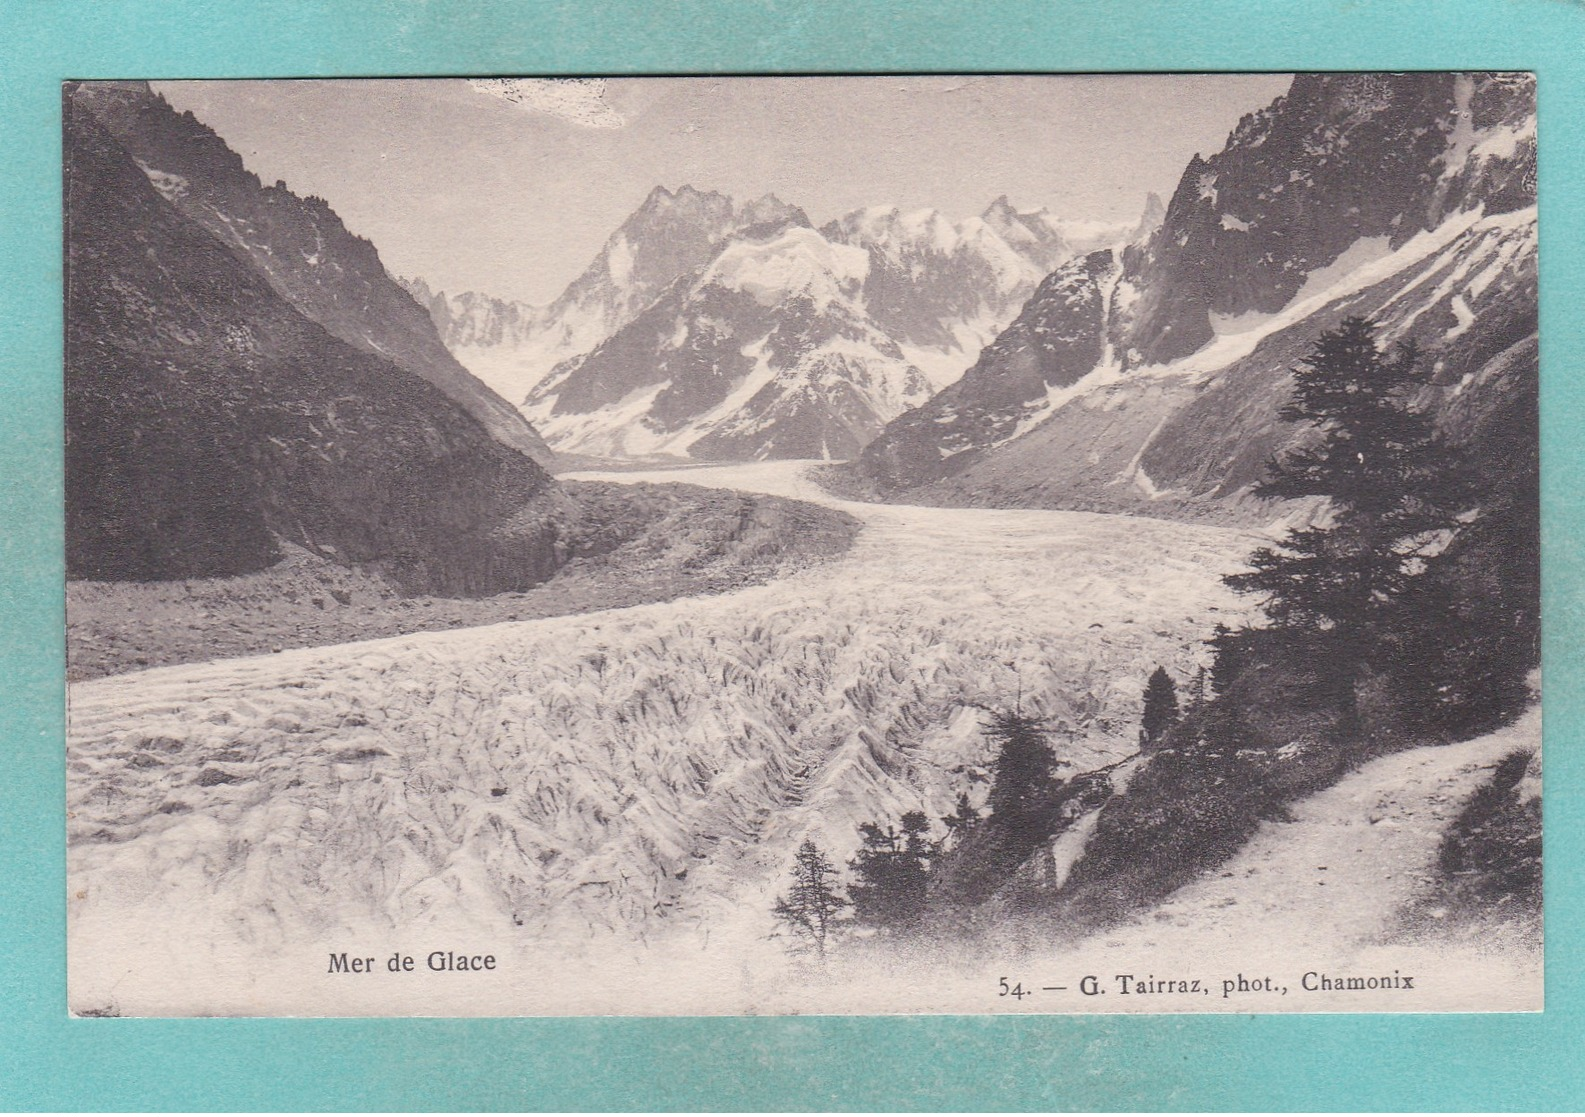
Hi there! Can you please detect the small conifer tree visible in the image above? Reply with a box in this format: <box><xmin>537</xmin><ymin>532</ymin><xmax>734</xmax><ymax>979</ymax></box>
<box><xmin>771</xmin><ymin>839</ymin><xmax>847</xmax><ymax>958</ymax></box>
<box><xmin>984</xmin><ymin>710</ymin><xmax>1061</xmax><ymax>826</ymax></box>
<box><xmin>1208</xmin><ymin>622</ymin><xmax>1249</xmax><ymax>697</ymax></box>
<box><xmin>940</xmin><ymin>791</ymin><xmax>981</xmax><ymax>846</ymax></box>
<box><xmin>1140</xmin><ymin>665</ymin><xmax>1180</xmax><ymax>747</ymax></box>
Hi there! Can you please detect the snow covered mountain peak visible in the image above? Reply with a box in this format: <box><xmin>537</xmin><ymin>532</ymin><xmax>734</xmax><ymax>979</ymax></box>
<box><xmin>427</xmin><ymin>188</ymin><xmax>1132</xmax><ymax>462</ymax></box>
<box><xmin>978</xmin><ymin>195</ymin><xmax>1143</xmax><ymax>264</ymax></box>
<box><xmin>980</xmin><ymin>195</ymin><xmax>1065</xmax><ymax>252</ymax></box>
<box><xmin>734</xmin><ymin>191</ymin><xmax>809</xmax><ymax>230</ymax></box>
<box><xmin>823</xmin><ymin>200</ymin><xmax>1069</xmax><ymax>280</ymax></box>
<box><xmin>815</xmin><ymin>198</ymin><xmax>1090</xmax><ymax>366</ymax></box>
<box><xmin>525</xmin><ymin>210</ymin><xmax>933</xmax><ymax>460</ymax></box>
<box><xmin>826</xmin><ymin>204</ymin><xmax>967</xmax><ymax>257</ymax></box>
<box><xmin>617</xmin><ymin>185</ymin><xmax>808</xmax><ymax>249</ymax></box>
<box><xmin>700</xmin><ymin>224</ymin><xmax>869</xmax><ymax>310</ymax></box>
<box><xmin>410</xmin><ymin>184</ymin><xmax>797</xmax><ymax>406</ymax></box>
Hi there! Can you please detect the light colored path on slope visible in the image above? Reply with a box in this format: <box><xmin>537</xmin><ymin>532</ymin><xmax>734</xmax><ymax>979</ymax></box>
<box><xmin>1053</xmin><ymin>705</ymin><xmax>1544</xmax><ymax>1012</ymax></box>
<box><xmin>67</xmin><ymin>460</ymin><xmax>1261</xmax><ymax>1015</ymax></box>
<box><xmin>1107</xmin><ymin>708</ymin><xmax>1539</xmax><ymax>953</ymax></box>
<box><xmin>796</xmin><ymin>707</ymin><xmax>1542</xmax><ymax>1016</ymax></box>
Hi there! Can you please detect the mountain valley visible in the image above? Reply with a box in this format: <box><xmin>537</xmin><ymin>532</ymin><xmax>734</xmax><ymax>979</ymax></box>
<box><xmin>64</xmin><ymin>73</ymin><xmax>1542</xmax><ymax>1017</ymax></box>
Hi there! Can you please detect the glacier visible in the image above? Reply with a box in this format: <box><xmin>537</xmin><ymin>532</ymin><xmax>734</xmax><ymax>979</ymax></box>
<box><xmin>68</xmin><ymin>461</ymin><xmax>1262</xmax><ymax>1015</ymax></box>
<box><xmin>67</xmin><ymin>460</ymin><xmax>1538</xmax><ymax>1016</ymax></box>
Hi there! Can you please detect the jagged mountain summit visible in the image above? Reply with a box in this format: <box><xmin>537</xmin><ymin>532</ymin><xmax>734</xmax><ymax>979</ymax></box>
<box><xmin>459</xmin><ymin>188</ymin><xmax>1140</xmax><ymax>461</ymax></box>
<box><xmin>1126</xmin><ymin>191</ymin><xmax>1167</xmax><ymax>248</ymax></box>
<box><xmin>409</xmin><ymin>186</ymin><xmax>811</xmax><ymax>409</ymax></box>
<box><xmin>817</xmin><ymin>198</ymin><xmax>1101</xmax><ymax>388</ymax></box>
<box><xmin>527</xmin><ymin>213</ymin><xmax>937</xmax><ymax>460</ymax></box>
<box><xmin>70</xmin><ymin>81</ymin><xmax>553</xmax><ymax>466</ymax></box>
<box><xmin>400</xmin><ymin>277</ymin><xmax>542</xmax><ymax>353</ymax></box>
<box><xmin>979</xmin><ymin>195</ymin><xmax>1074</xmax><ymax>272</ymax></box>
<box><xmin>849</xmin><ymin>72</ymin><xmax>1537</xmax><ymax>518</ymax></box>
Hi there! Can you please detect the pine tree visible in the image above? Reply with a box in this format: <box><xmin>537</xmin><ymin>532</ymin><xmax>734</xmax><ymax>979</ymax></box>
<box><xmin>984</xmin><ymin>710</ymin><xmax>1061</xmax><ymax>825</ymax></box>
<box><xmin>1224</xmin><ymin>317</ymin><xmax>1467</xmax><ymax>702</ymax></box>
<box><xmin>771</xmin><ymin>839</ymin><xmax>847</xmax><ymax>958</ymax></box>
<box><xmin>1207</xmin><ymin>622</ymin><xmax>1249</xmax><ymax>697</ymax></box>
<box><xmin>848</xmin><ymin>811</ymin><xmax>933</xmax><ymax>933</ymax></box>
<box><xmin>940</xmin><ymin>791</ymin><xmax>981</xmax><ymax>846</ymax></box>
<box><xmin>1140</xmin><ymin>665</ymin><xmax>1180</xmax><ymax>747</ymax></box>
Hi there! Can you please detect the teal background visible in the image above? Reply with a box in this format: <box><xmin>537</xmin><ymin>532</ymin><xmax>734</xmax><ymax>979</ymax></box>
<box><xmin>2</xmin><ymin>0</ymin><xmax>1581</xmax><ymax>1108</ymax></box>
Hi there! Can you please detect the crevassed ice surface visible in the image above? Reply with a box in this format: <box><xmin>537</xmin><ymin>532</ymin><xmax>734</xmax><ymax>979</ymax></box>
<box><xmin>67</xmin><ymin>462</ymin><xmax>1264</xmax><ymax>1014</ymax></box>
<box><xmin>68</xmin><ymin>462</ymin><xmax>1536</xmax><ymax>1016</ymax></box>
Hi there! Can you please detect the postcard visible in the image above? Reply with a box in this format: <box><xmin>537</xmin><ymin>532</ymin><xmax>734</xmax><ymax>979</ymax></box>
<box><xmin>63</xmin><ymin>73</ymin><xmax>1540</xmax><ymax>1017</ymax></box>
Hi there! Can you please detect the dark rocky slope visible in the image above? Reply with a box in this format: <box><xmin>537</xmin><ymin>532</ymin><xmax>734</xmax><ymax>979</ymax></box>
<box><xmin>68</xmin><ymin>81</ymin><xmax>553</xmax><ymax>465</ymax></box>
<box><xmin>65</xmin><ymin>96</ymin><xmax>563</xmax><ymax>596</ymax></box>
<box><xmin>1119</xmin><ymin>72</ymin><xmax>1535</xmax><ymax>368</ymax></box>
<box><xmin>852</xmin><ymin>250</ymin><xmax>1116</xmax><ymax>491</ymax></box>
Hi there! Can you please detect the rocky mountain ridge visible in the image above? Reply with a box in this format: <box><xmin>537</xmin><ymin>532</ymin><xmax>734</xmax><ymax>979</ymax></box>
<box><xmin>401</xmin><ymin>277</ymin><xmax>542</xmax><ymax>353</ymax></box>
<box><xmin>451</xmin><ymin>191</ymin><xmax>1144</xmax><ymax>461</ymax></box>
<box><xmin>65</xmin><ymin>90</ymin><xmax>565</xmax><ymax>595</ymax></box>
<box><xmin>1116</xmin><ymin>71</ymin><xmax>1535</xmax><ymax>369</ymax></box>
<box><xmin>848</xmin><ymin>72</ymin><xmax>1537</xmax><ymax>522</ymax></box>
<box><xmin>71</xmin><ymin>81</ymin><xmax>554</xmax><ymax>466</ymax></box>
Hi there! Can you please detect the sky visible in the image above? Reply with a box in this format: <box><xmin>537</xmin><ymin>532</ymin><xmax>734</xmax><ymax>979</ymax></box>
<box><xmin>156</xmin><ymin>75</ymin><xmax>1292</xmax><ymax>307</ymax></box>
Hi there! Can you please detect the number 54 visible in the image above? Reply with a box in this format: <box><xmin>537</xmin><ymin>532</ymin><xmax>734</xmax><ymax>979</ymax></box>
<box><xmin>999</xmin><ymin>977</ymin><xmax>1031</xmax><ymax>1000</ymax></box>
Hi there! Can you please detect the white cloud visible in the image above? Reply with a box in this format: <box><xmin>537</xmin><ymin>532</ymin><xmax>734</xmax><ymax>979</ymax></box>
<box><xmin>468</xmin><ymin>77</ymin><xmax>626</xmax><ymax>128</ymax></box>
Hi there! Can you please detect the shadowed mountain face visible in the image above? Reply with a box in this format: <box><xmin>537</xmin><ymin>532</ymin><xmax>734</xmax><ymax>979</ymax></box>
<box><xmin>855</xmin><ymin>250</ymin><xmax>1117</xmax><ymax>490</ymax></box>
<box><xmin>848</xmin><ymin>73</ymin><xmax>1537</xmax><ymax>519</ymax></box>
<box><xmin>1117</xmin><ymin>72</ymin><xmax>1536</xmax><ymax>368</ymax></box>
<box><xmin>69</xmin><ymin>80</ymin><xmax>553</xmax><ymax>466</ymax></box>
<box><xmin>65</xmin><ymin>88</ymin><xmax>566</xmax><ymax>595</ymax></box>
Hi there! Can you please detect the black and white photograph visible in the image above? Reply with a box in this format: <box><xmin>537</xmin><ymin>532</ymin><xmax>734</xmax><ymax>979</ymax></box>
<box><xmin>64</xmin><ymin>73</ymin><xmax>1540</xmax><ymax>1017</ymax></box>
